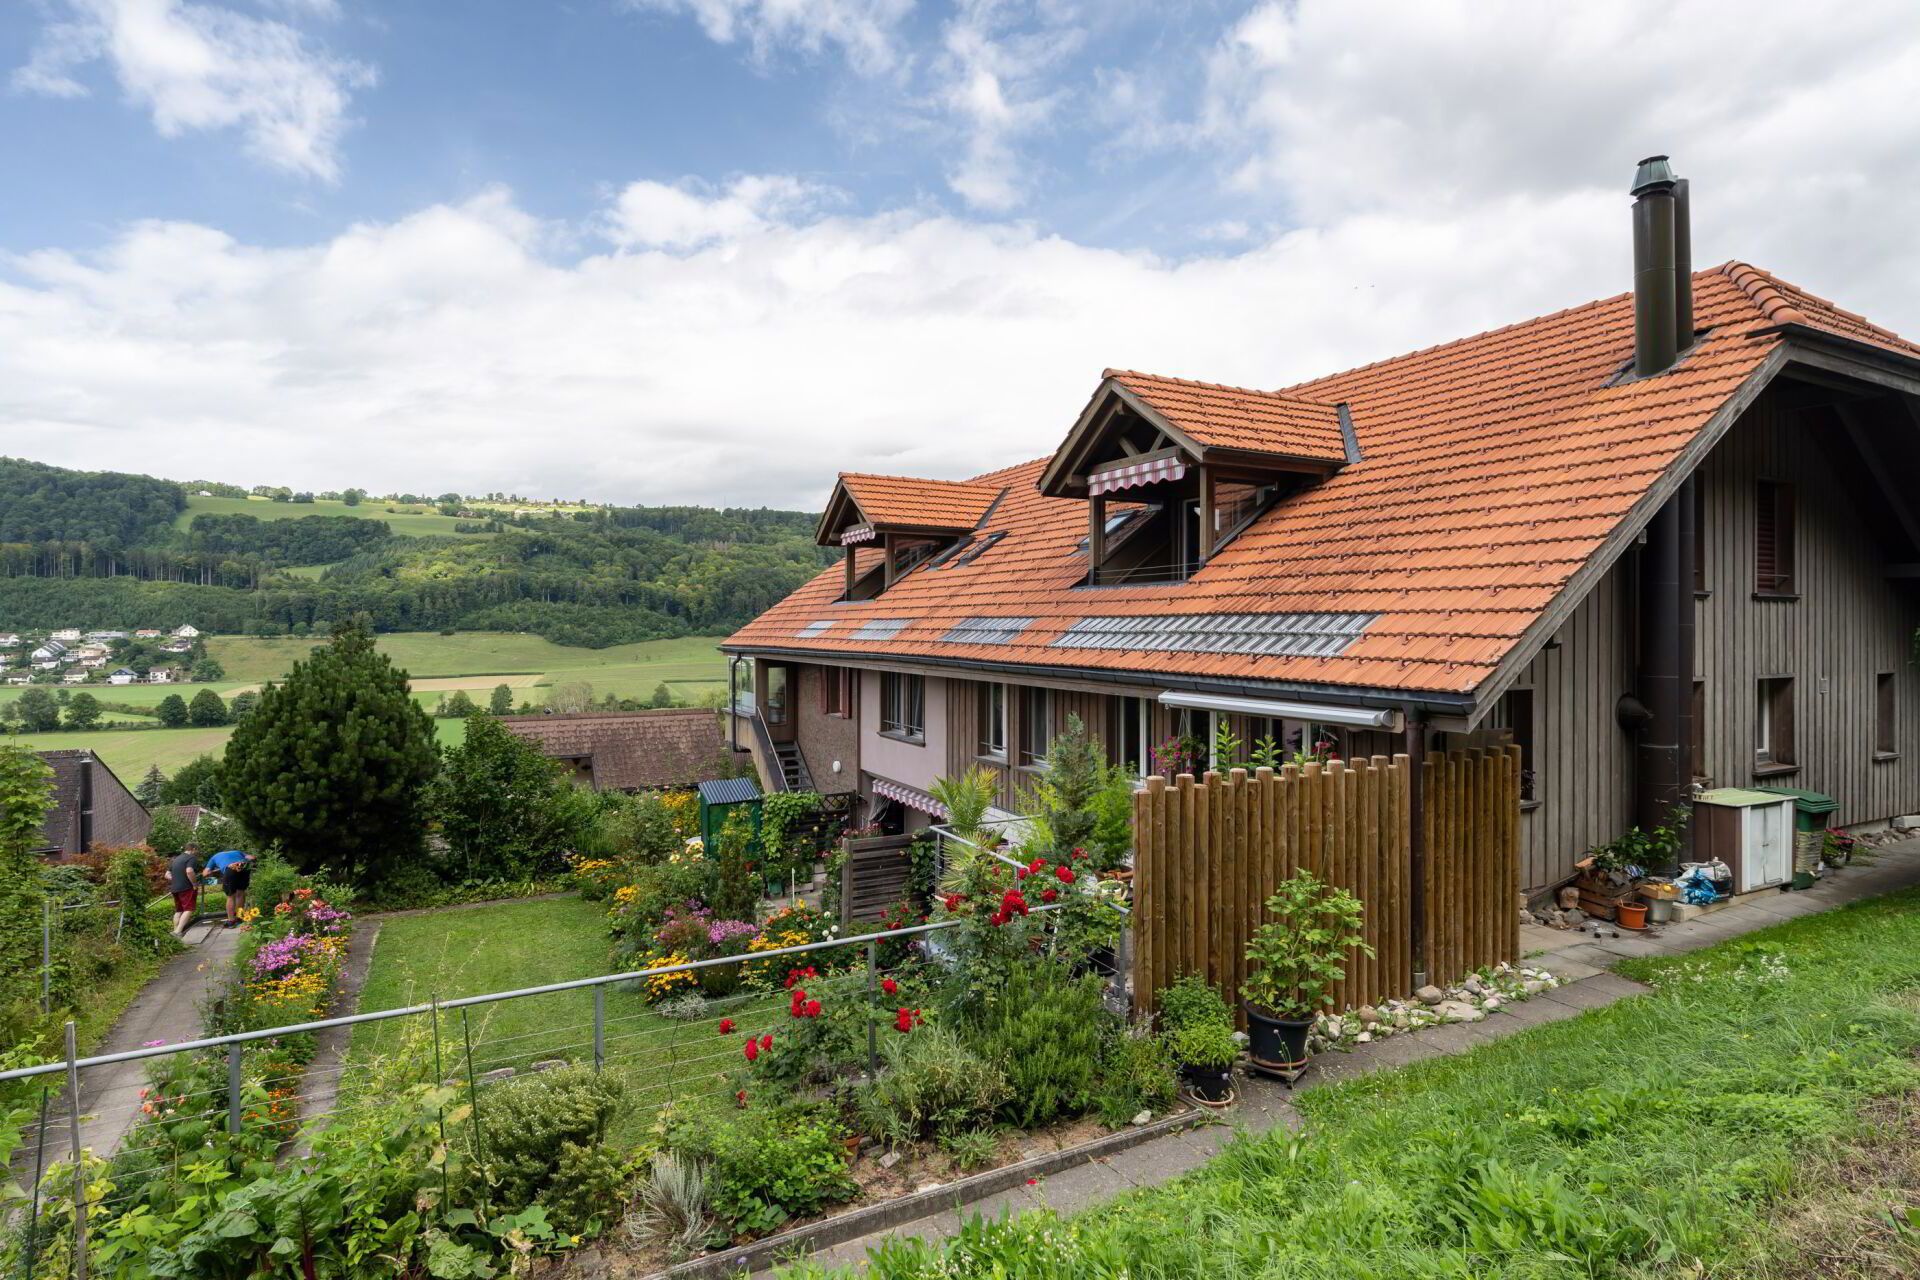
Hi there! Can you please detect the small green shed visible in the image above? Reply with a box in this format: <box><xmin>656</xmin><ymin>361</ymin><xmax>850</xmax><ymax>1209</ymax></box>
<box><xmin>697</xmin><ymin>777</ymin><xmax>763</xmax><ymax>852</ymax></box>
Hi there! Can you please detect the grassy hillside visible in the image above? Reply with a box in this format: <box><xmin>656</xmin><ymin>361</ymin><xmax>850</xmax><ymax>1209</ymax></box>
<box><xmin>205</xmin><ymin>631</ymin><xmax>728</xmax><ymax>692</ymax></box>
<box><xmin>5</xmin><ymin>632</ymin><xmax>729</xmax><ymax>782</ymax></box>
<box><xmin>176</xmin><ymin>493</ymin><xmax>486</xmax><ymax>538</ymax></box>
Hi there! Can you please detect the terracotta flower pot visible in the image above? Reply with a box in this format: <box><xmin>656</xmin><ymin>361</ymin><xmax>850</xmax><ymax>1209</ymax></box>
<box><xmin>1617</xmin><ymin>900</ymin><xmax>1649</xmax><ymax>931</ymax></box>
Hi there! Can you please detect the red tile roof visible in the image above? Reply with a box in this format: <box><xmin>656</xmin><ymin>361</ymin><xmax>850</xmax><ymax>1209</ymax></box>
<box><xmin>838</xmin><ymin>473</ymin><xmax>1003</xmax><ymax>530</ymax></box>
<box><xmin>729</xmin><ymin>262</ymin><xmax>1915</xmax><ymax>701</ymax></box>
<box><xmin>500</xmin><ymin>709</ymin><xmax>738</xmax><ymax>790</ymax></box>
<box><xmin>1107</xmin><ymin>369</ymin><xmax>1349</xmax><ymax>462</ymax></box>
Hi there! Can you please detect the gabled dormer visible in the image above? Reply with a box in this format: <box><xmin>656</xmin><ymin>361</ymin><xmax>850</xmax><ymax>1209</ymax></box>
<box><xmin>817</xmin><ymin>472</ymin><xmax>1007</xmax><ymax>600</ymax></box>
<box><xmin>1039</xmin><ymin>369</ymin><xmax>1358</xmax><ymax>585</ymax></box>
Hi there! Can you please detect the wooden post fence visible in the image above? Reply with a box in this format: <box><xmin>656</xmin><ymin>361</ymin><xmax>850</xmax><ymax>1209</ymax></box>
<box><xmin>1131</xmin><ymin>746</ymin><xmax>1520</xmax><ymax>1019</ymax></box>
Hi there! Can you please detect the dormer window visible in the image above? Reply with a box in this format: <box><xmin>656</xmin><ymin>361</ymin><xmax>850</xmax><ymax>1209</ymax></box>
<box><xmin>1040</xmin><ymin>370</ymin><xmax>1356</xmax><ymax>586</ymax></box>
<box><xmin>815</xmin><ymin>473</ymin><xmax>1006</xmax><ymax>601</ymax></box>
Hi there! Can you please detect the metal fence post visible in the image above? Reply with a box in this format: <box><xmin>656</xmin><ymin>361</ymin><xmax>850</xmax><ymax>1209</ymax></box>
<box><xmin>865</xmin><ymin>940</ymin><xmax>879</xmax><ymax>1078</ymax></box>
<box><xmin>592</xmin><ymin>985</ymin><xmax>605</xmax><ymax>1073</ymax></box>
<box><xmin>64</xmin><ymin>1021</ymin><xmax>87</xmax><ymax>1280</ymax></box>
<box><xmin>227</xmin><ymin>1042</ymin><xmax>244</xmax><ymax>1136</ymax></box>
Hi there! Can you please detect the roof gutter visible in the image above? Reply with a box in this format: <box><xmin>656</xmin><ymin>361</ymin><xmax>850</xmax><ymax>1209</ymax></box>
<box><xmin>1160</xmin><ymin>690</ymin><xmax>1402</xmax><ymax>732</ymax></box>
<box><xmin>719</xmin><ymin>641</ymin><xmax>1476</xmax><ymax>716</ymax></box>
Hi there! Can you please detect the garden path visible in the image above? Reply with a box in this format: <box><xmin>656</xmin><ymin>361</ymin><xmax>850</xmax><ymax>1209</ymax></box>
<box><xmin>794</xmin><ymin>839</ymin><xmax>1920</xmax><ymax>1276</ymax></box>
<box><xmin>49</xmin><ymin>915</ymin><xmax>240</xmax><ymax>1163</ymax></box>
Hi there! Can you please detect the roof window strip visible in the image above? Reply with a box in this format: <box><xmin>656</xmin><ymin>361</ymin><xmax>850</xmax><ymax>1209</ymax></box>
<box><xmin>795</xmin><ymin>620</ymin><xmax>837</xmax><ymax>639</ymax></box>
<box><xmin>947</xmin><ymin>530</ymin><xmax>1005</xmax><ymax>567</ymax></box>
<box><xmin>852</xmin><ymin>617</ymin><xmax>914</xmax><ymax>641</ymax></box>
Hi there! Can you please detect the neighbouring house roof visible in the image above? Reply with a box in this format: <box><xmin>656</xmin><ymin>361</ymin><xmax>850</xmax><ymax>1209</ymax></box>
<box><xmin>500</xmin><ymin>708</ymin><xmax>737</xmax><ymax>791</ymax></box>
<box><xmin>34</xmin><ymin>750</ymin><xmax>151</xmax><ymax>857</ymax></box>
<box><xmin>728</xmin><ymin>261</ymin><xmax>1920</xmax><ymax>705</ymax></box>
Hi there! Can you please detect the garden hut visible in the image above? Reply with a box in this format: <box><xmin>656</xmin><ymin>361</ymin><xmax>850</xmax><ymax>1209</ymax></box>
<box><xmin>697</xmin><ymin>776</ymin><xmax>763</xmax><ymax>852</ymax></box>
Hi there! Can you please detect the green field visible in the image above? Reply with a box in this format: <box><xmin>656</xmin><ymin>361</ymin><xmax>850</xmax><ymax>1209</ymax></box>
<box><xmin>3</xmin><ymin>633</ymin><xmax>726</xmax><ymax>781</ymax></box>
<box><xmin>176</xmin><ymin>493</ymin><xmax>486</xmax><ymax>538</ymax></box>
<box><xmin>206</xmin><ymin>631</ymin><xmax>728</xmax><ymax>697</ymax></box>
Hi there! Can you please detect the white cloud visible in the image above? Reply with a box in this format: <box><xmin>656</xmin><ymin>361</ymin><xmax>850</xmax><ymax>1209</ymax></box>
<box><xmin>621</xmin><ymin>0</ymin><xmax>914</xmax><ymax>76</ymax></box>
<box><xmin>933</xmin><ymin>1</ymin><xmax>1074</xmax><ymax>211</ymax></box>
<box><xmin>11</xmin><ymin>0</ymin><xmax>374</xmax><ymax>181</ymax></box>
<box><xmin>603</xmin><ymin>175</ymin><xmax>841</xmax><ymax>250</ymax></box>
<box><xmin>5</xmin><ymin>1</ymin><xmax>1920</xmax><ymax>509</ymax></box>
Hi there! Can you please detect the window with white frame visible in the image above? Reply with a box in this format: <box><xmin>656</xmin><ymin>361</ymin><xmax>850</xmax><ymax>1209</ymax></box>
<box><xmin>880</xmin><ymin>672</ymin><xmax>925</xmax><ymax>741</ymax></box>
<box><xmin>977</xmin><ymin>682</ymin><xmax>1007</xmax><ymax>760</ymax></box>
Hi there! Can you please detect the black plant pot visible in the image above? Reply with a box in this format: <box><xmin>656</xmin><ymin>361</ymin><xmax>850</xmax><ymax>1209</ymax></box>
<box><xmin>1178</xmin><ymin>1062</ymin><xmax>1234</xmax><ymax>1104</ymax></box>
<box><xmin>1244</xmin><ymin>1005</ymin><xmax>1313</xmax><ymax>1077</ymax></box>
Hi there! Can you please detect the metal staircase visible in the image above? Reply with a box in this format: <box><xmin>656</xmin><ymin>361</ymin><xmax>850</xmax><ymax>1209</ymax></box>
<box><xmin>771</xmin><ymin>738</ymin><xmax>812</xmax><ymax>792</ymax></box>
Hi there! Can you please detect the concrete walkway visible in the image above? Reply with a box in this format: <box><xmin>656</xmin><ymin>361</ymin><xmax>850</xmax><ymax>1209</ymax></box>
<box><xmin>800</xmin><ymin>841</ymin><xmax>1920</xmax><ymax>1274</ymax></box>
<box><xmin>22</xmin><ymin>915</ymin><xmax>242</xmax><ymax>1165</ymax></box>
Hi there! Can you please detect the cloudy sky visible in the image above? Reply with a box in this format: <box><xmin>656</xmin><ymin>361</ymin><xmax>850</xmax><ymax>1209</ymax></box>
<box><xmin>3</xmin><ymin>1</ymin><xmax>1917</xmax><ymax>507</ymax></box>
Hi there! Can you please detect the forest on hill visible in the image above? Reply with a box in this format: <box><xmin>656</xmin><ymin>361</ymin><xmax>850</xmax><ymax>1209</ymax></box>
<box><xmin>0</xmin><ymin>457</ymin><xmax>830</xmax><ymax>645</ymax></box>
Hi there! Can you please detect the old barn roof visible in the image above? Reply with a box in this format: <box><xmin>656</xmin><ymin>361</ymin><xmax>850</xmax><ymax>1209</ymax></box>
<box><xmin>728</xmin><ymin>262</ymin><xmax>1920</xmax><ymax>702</ymax></box>
<box><xmin>500</xmin><ymin>709</ymin><xmax>735</xmax><ymax>790</ymax></box>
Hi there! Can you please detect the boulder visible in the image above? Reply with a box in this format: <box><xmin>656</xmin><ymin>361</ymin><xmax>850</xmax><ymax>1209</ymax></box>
<box><xmin>1131</xmin><ymin>1109</ymin><xmax>1152</xmax><ymax>1126</ymax></box>
<box><xmin>530</xmin><ymin>1059</ymin><xmax>569</xmax><ymax>1073</ymax></box>
<box><xmin>478</xmin><ymin>1067</ymin><xmax>516</xmax><ymax>1085</ymax></box>
<box><xmin>1415</xmin><ymin>984</ymin><xmax>1444</xmax><ymax>1005</ymax></box>
<box><xmin>1435</xmin><ymin>1000</ymin><xmax>1486</xmax><ymax>1023</ymax></box>
<box><xmin>1522</xmin><ymin>978</ymin><xmax>1548</xmax><ymax>995</ymax></box>
<box><xmin>1356</xmin><ymin>1005</ymin><xmax>1381</xmax><ymax>1026</ymax></box>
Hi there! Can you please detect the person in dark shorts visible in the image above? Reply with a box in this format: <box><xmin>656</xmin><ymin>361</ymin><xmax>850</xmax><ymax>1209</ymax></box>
<box><xmin>206</xmin><ymin>849</ymin><xmax>255</xmax><ymax>929</ymax></box>
<box><xmin>167</xmin><ymin>846</ymin><xmax>203</xmax><ymax>936</ymax></box>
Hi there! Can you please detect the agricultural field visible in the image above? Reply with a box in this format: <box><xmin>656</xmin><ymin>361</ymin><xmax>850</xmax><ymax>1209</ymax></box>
<box><xmin>2</xmin><ymin>633</ymin><xmax>725</xmax><ymax>780</ymax></box>
<box><xmin>206</xmin><ymin>631</ymin><xmax>729</xmax><ymax>701</ymax></box>
<box><xmin>175</xmin><ymin>493</ymin><xmax>487</xmax><ymax>538</ymax></box>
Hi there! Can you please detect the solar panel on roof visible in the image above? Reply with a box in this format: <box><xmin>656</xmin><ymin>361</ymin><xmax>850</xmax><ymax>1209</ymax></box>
<box><xmin>939</xmin><ymin>617</ymin><xmax>1035</xmax><ymax>645</ymax></box>
<box><xmin>852</xmin><ymin>617</ymin><xmax>913</xmax><ymax>641</ymax></box>
<box><xmin>795</xmin><ymin>620</ymin><xmax>836</xmax><ymax>638</ymax></box>
<box><xmin>1051</xmin><ymin>612</ymin><xmax>1376</xmax><ymax>658</ymax></box>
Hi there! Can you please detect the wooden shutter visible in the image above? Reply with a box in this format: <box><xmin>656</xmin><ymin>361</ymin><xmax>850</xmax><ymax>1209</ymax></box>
<box><xmin>1756</xmin><ymin>481</ymin><xmax>1796</xmax><ymax>594</ymax></box>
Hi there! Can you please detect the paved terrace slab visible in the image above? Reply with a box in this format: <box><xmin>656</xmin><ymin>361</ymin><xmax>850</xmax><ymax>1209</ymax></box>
<box><xmin>793</xmin><ymin>840</ymin><xmax>1920</xmax><ymax>1276</ymax></box>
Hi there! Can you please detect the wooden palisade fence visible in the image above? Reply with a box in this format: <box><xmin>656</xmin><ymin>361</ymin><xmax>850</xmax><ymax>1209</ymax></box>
<box><xmin>1130</xmin><ymin>746</ymin><xmax>1520</xmax><ymax>1019</ymax></box>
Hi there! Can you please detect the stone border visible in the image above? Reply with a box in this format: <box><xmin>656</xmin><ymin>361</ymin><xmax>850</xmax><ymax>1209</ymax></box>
<box><xmin>650</xmin><ymin>1106</ymin><xmax>1209</xmax><ymax>1280</ymax></box>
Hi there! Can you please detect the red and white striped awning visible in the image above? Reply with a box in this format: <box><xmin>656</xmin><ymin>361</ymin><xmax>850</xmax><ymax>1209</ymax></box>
<box><xmin>870</xmin><ymin>776</ymin><xmax>948</xmax><ymax>819</ymax></box>
<box><xmin>1088</xmin><ymin>456</ymin><xmax>1187</xmax><ymax>496</ymax></box>
<box><xmin>840</xmin><ymin>523</ymin><xmax>877</xmax><ymax>545</ymax></box>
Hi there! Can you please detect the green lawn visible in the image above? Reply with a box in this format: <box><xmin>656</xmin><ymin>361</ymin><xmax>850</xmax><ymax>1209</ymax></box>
<box><xmin>343</xmin><ymin>896</ymin><xmax>858</xmax><ymax>1137</ymax></box>
<box><xmin>176</xmin><ymin>493</ymin><xmax>487</xmax><ymax>538</ymax></box>
<box><xmin>795</xmin><ymin>890</ymin><xmax>1920</xmax><ymax>1280</ymax></box>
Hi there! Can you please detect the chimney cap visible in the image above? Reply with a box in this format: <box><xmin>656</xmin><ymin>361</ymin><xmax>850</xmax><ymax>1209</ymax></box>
<box><xmin>1631</xmin><ymin>154</ymin><xmax>1678</xmax><ymax>197</ymax></box>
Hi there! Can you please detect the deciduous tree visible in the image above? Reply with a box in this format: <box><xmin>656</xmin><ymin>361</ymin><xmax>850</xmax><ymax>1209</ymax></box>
<box><xmin>489</xmin><ymin>683</ymin><xmax>514</xmax><ymax>716</ymax></box>
<box><xmin>434</xmin><ymin>712</ymin><xmax>593</xmax><ymax>881</ymax></box>
<box><xmin>156</xmin><ymin>693</ymin><xmax>189</xmax><ymax>727</ymax></box>
<box><xmin>222</xmin><ymin>619</ymin><xmax>438</xmax><ymax>881</ymax></box>
<box><xmin>0</xmin><ymin>746</ymin><xmax>55</xmax><ymax>1010</ymax></box>
<box><xmin>188</xmin><ymin>688</ymin><xmax>228</xmax><ymax>727</ymax></box>
<box><xmin>65</xmin><ymin>691</ymin><xmax>101</xmax><ymax>730</ymax></box>
<box><xmin>16</xmin><ymin>686</ymin><xmax>60</xmax><ymax>731</ymax></box>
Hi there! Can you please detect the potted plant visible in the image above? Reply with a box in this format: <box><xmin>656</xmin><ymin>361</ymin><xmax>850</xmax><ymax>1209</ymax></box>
<box><xmin>1169</xmin><ymin>1021</ymin><xmax>1238</xmax><ymax>1105</ymax></box>
<box><xmin>1241</xmin><ymin>869</ymin><xmax>1372</xmax><ymax>1076</ymax></box>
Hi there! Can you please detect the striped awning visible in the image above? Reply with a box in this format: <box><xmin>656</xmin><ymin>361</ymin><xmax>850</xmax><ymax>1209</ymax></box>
<box><xmin>1088</xmin><ymin>456</ymin><xmax>1187</xmax><ymax>496</ymax></box>
<box><xmin>870</xmin><ymin>776</ymin><xmax>948</xmax><ymax>819</ymax></box>
<box><xmin>840</xmin><ymin>523</ymin><xmax>877</xmax><ymax>545</ymax></box>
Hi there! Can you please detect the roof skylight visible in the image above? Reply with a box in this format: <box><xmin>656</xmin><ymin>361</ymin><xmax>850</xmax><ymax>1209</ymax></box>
<box><xmin>852</xmin><ymin>617</ymin><xmax>914</xmax><ymax>641</ymax></box>
<box><xmin>1051</xmin><ymin>612</ymin><xmax>1376</xmax><ymax>658</ymax></box>
<box><xmin>939</xmin><ymin>617</ymin><xmax>1035</xmax><ymax>646</ymax></box>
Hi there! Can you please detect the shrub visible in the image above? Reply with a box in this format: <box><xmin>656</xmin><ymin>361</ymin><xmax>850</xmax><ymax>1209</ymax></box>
<box><xmin>703</xmin><ymin>1104</ymin><xmax>857</xmax><ymax>1235</ymax></box>
<box><xmin>456</xmin><ymin>1065</ymin><xmax>628</xmax><ymax>1235</ymax></box>
<box><xmin>858</xmin><ymin>1025</ymin><xmax>1010</xmax><ymax>1148</ymax></box>
<box><xmin>247</xmin><ymin>852</ymin><xmax>299</xmax><ymax>909</ymax></box>
<box><xmin>628</xmin><ymin>1152</ymin><xmax>714</xmax><ymax>1258</ymax></box>
<box><xmin>145</xmin><ymin>807</ymin><xmax>192</xmax><ymax>860</ymax></box>
<box><xmin>1242</xmin><ymin>868</ymin><xmax>1372</xmax><ymax>1020</ymax></box>
<box><xmin>708</xmin><ymin>809</ymin><xmax>761</xmax><ymax>922</ymax></box>
<box><xmin>1156</xmin><ymin>974</ymin><xmax>1233</xmax><ymax>1036</ymax></box>
<box><xmin>107</xmin><ymin>845</ymin><xmax>164</xmax><ymax>952</ymax></box>
<box><xmin>1169</xmin><ymin>1021</ymin><xmax>1239</xmax><ymax>1070</ymax></box>
<box><xmin>973</xmin><ymin>960</ymin><xmax>1108</xmax><ymax>1128</ymax></box>
<box><xmin>1092</xmin><ymin>1027</ymin><xmax>1179</xmax><ymax>1126</ymax></box>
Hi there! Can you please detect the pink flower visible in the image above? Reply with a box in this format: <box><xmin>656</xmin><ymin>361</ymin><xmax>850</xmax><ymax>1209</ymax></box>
<box><xmin>718</xmin><ymin>1018</ymin><xmax>734</xmax><ymax>1035</ymax></box>
<box><xmin>744</xmin><ymin>1039</ymin><xmax>759</xmax><ymax>1062</ymax></box>
<box><xmin>760</xmin><ymin>1033</ymin><xmax>773</xmax><ymax>1050</ymax></box>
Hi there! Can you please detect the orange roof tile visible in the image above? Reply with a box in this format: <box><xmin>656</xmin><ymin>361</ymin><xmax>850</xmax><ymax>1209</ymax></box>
<box><xmin>1106</xmin><ymin>370</ymin><xmax>1349</xmax><ymax>463</ymax></box>
<box><xmin>837</xmin><ymin>472</ymin><xmax>1003</xmax><ymax>530</ymax></box>
<box><xmin>729</xmin><ymin>262</ymin><xmax>1915</xmax><ymax>702</ymax></box>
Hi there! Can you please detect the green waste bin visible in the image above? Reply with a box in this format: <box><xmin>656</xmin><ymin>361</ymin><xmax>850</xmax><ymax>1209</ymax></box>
<box><xmin>1751</xmin><ymin>785</ymin><xmax>1839</xmax><ymax>880</ymax></box>
<box><xmin>1749</xmin><ymin>786</ymin><xmax>1839</xmax><ymax>833</ymax></box>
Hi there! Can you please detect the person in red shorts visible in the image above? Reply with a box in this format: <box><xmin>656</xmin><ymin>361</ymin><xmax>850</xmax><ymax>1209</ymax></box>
<box><xmin>167</xmin><ymin>845</ymin><xmax>203</xmax><ymax>936</ymax></box>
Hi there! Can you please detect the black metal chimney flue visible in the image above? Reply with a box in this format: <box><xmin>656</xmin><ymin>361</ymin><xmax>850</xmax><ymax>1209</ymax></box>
<box><xmin>1671</xmin><ymin>177</ymin><xmax>1694</xmax><ymax>352</ymax></box>
<box><xmin>1631</xmin><ymin>155</ymin><xmax>1680</xmax><ymax>377</ymax></box>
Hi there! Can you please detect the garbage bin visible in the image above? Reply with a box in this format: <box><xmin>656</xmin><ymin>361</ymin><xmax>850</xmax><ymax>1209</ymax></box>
<box><xmin>1750</xmin><ymin>786</ymin><xmax>1839</xmax><ymax>878</ymax></box>
<box><xmin>1749</xmin><ymin>786</ymin><xmax>1840</xmax><ymax>833</ymax></box>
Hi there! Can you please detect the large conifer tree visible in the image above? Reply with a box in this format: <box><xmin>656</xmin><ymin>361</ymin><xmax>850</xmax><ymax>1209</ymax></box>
<box><xmin>222</xmin><ymin>619</ymin><xmax>438</xmax><ymax>880</ymax></box>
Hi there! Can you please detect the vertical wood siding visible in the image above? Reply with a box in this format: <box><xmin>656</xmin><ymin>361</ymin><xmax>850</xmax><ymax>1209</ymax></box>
<box><xmin>1691</xmin><ymin>392</ymin><xmax>1920</xmax><ymax>824</ymax></box>
<box><xmin>1512</xmin><ymin>386</ymin><xmax>1920</xmax><ymax>890</ymax></box>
